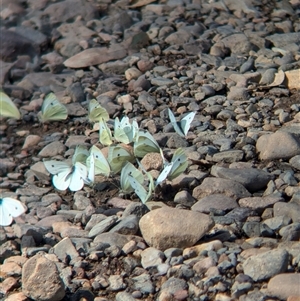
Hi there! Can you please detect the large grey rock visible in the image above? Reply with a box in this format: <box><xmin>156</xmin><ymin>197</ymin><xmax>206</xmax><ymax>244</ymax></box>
<box><xmin>210</xmin><ymin>166</ymin><xmax>272</xmax><ymax>192</ymax></box>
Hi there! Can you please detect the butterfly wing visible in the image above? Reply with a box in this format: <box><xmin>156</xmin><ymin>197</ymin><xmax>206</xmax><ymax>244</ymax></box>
<box><xmin>133</xmin><ymin>130</ymin><xmax>161</xmax><ymax>158</ymax></box>
<box><xmin>72</xmin><ymin>145</ymin><xmax>89</xmax><ymax>165</ymax></box>
<box><xmin>168</xmin><ymin>148</ymin><xmax>188</xmax><ymax>180</ymax></box>
<box><xmin>108</xmin><ymin>145</ymin><xmax>135</xmax><ymax>174</ymax></box>
<box><xmin>87</xmin><ymin>152</ymin><xmax>95</xmax><ymax>184</ymax></box>
<box><xmin>69</xmin><ymin>162</ymin><xmax>87</xmax><ymax>192</ymax></box>
<box><xmin>52</xmin><ymin>168</ymin><xmax>72</xmax><ymax>191</ymax></box>
<box><xmin>99</xmin><ymin>118</ymin><xmax>113</xmax><ymax>146</ymax></box>
<box><xmin>180</xmin><ymin>112</ymin><xmax>196</xmax><ymax>136</ymax></box>
<box><xmin>128</xmin><ymin>175</ymin><xmax>151</xmax><ymax>204</ymax></box>
<box><xmin>155</xmin><ymin>162</ymin><xmax>174</xmax><ymax>187</ymax></box>
<box><xmin>86</xmin><ymin>145</ymin><xmax>110</xmax><ymax>177</ymax></box>
<box><xmin>168</xmin><ymin>108</ymin><xmax>185</xmax><ymax>137</ymax></box>
<box><xmin>44</xmin><ymin>160</ymin><xmax>71</xmax><ymax>175</ymax></box>
<box><xmin>39</xmin><ymin>93</ymin><xmax>68</xmax><ymax>122</ymax></box>
<box><xmin>120</xmin><ymin>162</ymin><xmax>144</xmax><ymax>193</ymax></box>
<box><xmin>114</xmin><ymin>117</ymin><xmax>129</xmax><ymax>144</ymax></box>
<box><xmin>0</xmin><ymin>198</ymin><xmax>26</xmax><ymax>226</ymax></box>
<box><xmin>0</xmin><ymin>91</ymin><xmax>21</xmax><ymax>119</ymax></box>
<box><xmin>88</xmin><ymin>99</ymin><xmax>109</xmax><ymax>123</ymax></box>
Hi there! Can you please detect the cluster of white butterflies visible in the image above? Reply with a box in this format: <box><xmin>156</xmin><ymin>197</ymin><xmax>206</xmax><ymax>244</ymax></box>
<box><xmin>1</xmin><ymin>91</ymin><xmax>196</xmax><ymax>205</ymax></box>
<box><xmin>43</xmin><ymin>99</ymin><xmax>195</xmax><ymax>203</ymax></box>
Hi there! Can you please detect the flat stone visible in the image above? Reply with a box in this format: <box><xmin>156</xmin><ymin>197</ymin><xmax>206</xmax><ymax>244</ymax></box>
<box><xmin>191</xmin><ymin>194</ymin><xmax>238</xmax><ymax>214</ymax></box>
<box><xmin>242</xmin><ymin>249</ymin><xmax>289</xmax><ymax>281</ymax></box>
<box><xmin>210</xmin><ymin>166</ymin><xmax>272</xmax><ymax>192</ymax></box>
<box><xmin>273</xmin><ymin>202</ymin><xmax>300</xmax><ymax>223</ymax></box>
<box><xmin>193</xmin><ymin>177</ymin><xmax>251</xmax><ymax>201</ymax></box>
<box><xmin>64</xmin><ymin>45</ymin><xmax>127</xmax><ymax>68</ymax></box>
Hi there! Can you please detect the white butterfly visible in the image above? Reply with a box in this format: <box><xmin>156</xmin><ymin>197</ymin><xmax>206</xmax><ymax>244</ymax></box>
<box><xmin>168</xmin><ymin>108</ymin><xmax>196</xmax><ymax>137</ymax></box>
<box><xmin>87</xmin><ymin>152</ymin><xmax>95</xmax><ymax>184</ymax></box>
<box><xmin>133</xmin><ymin>130</ymin><xmax>161</xmax><ymax>158</ymax></box>
<box><xmin>114</xmin><ymin>116</ymin><xmax>138</xmax><ymax>144</ymax></box>
<box><xmin>99</xmin><ymin>118</ymin><xmax>113</xmax><ymax>146</ymax></box>
<box><xmin>86</xmin><ymin>145</ymin><xmax>110</xmax><ymax>177</ymax></box>
<box><xmin>44</xmin><ymin>160</ymin><xmax>87</xmax><ymax>191</ymax></box>
<box><xmin>107</xmin><ymin>145</ymin><xmax>135</xmax><ymax>174</ymax></box>
<box><xmin>167</xmin><ymin>148</ymin><xmax>188</xmax><ymax>180</ymax></box>
<box><xmin>38</xmin><ymin>93</ymin><xmax>68</xmax><ymax>122</ymax></box>
<box><xmin>88</xmin><ymin>99</ymin><xmax>109</xmax><ymax>123</ymax></box>
<box><xmin>155</xmin><ymin>162</ymin><xmax>174</xmax><ymax>187</ymax></box>
<box><xmin>128</xmin><ymin>175</ymin><xmax>153</xmax><ymax>204</ymax></box>
<box><xmin>120</xmin><ymin>162</ymin><xmax>144</xmax><ymax>193</ymax></box>
<box><xmin>0</xmin><ymin>91</ymin><xmax>21</xmax><ymax>119</ymax></box>
<box><xmin>0</xmin><ymin>197</ymin><xmax>26</xmax><ymax>226</ymax></box>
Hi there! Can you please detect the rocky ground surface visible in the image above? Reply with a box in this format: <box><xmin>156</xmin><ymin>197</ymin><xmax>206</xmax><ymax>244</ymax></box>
<box><xmin>1</xmin><ymin>0</ymin><xmax>300</xmax><ymax>300</ymax></box>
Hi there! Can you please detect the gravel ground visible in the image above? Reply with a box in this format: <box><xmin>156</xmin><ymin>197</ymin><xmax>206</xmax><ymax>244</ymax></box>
<box><xmin>1</xmin><ymin>0</ymin><xmax>300</xmax><ymax>300</ymax></box>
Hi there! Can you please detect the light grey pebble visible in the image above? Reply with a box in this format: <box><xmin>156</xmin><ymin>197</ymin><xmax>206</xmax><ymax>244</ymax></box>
<box><xmin>141</xmin><ymin>247</ymin><xmax>165</xmax><ymax>269</ymax></box>
<box><xmin>109</xmin><ymin>215</ymin><xmax>139</xmax><ymax>235</ymax></box>
<box><xmin>132</xmin><ymin>273</ymin><xmax>154</xmax><ymax>294</ymax></box>
<box><xmin>109</xmin><ymin>275</ymin><xmax>126</xmax><ymax>291</ymax></box>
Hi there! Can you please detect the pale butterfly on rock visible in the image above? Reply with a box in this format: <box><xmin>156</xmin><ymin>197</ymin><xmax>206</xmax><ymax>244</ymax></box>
<box><xmin>86</xmin><ymin>151</ymin><xmax>95</xmax><ymax>184</ymax></box>
<box><xmin>167</xmin><ymin>148</ymin><xmax>188</xmax><ymax>180</ymax></box>
<box><xmin>155</xmin><ymin>162</ymin><xmax>174</xmax><ymax>187</ymax></box>
<box><xmin>120</xmin><ymin>162</ymin><xmax>144</xmax><ymax>194</ymax></box>
<box><xmin>114</xmin><ymin>116</ymin><xmax>138</xmax><ymax>144</ymax></box>
<box><xmin>99</xmin><ymin>118</ymin><xmax>113</xmax><ymax>146</ymax></box>
<box><xmin>72</xmin><ymin>145</ymin><xmax>89</xmax><ymax>165</ymax></box>
<box><xmin>44</xmin><ymin>160</ymin><xmax>87</xmax><ymax>191</ymax></box>
<box><xmin>107</xmin><ymin>145</ymin><xmax>135</xmax><ymax>174</ymax></box>
<box><xmin>128</xmin><ymin>175</ymin><xmax>153</xmax><ymax>204</ymax></box>
<box><xmin>38</xmin><ymin>93</ymin><xmax>68</xmax><ymax>122</ymax></box>
<box><xmin>88</xmin><ymin>99</ymin><xmax>109</xmax><ymax>123</ymax></box>
<box><xmin>0</xmin><ymin>91</ymin><xmax>21</xmax><ymax>119</ymax></box>
<box><xmin>0</xmin><ymin>197</ymin><xmax>26</xmax><ymax>226</ymax></box>
<box><xmin>86</xmin><ymin>145</ymin><xmax>110</xmax><ymax>177</ymax></box>
<box><xmin>133</xmin><ymin>130</ymin><xmax>161</xmax><ymax>158</ymax></box>
<box><xmin>168</xmin><ymin>108</ymin><xmax>196</xmax><ymax>137</ymax></box>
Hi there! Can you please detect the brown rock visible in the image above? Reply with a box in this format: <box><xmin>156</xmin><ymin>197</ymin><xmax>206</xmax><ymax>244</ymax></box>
<box><xmin>64</xmin><ymin>45</ymin><xmax>127</xmax><ymax>68</ymax></box>
<box><xmin>22</xmin><ymin>254</ymin><xmax>65</xmax><ymax>301</ymax></box>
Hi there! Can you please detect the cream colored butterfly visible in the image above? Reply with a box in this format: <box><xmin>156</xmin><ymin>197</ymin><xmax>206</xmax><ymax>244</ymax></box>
<box><xmin>44</xmin><ymin>160</ymin><xmax>87</xmax><ymax>191</ymax></box>
<box><xmin>38</xmin><ymin>93</ymin><xmax>68</xmax><ymax>122</ymax></box>
<box><xmin>128</xmin><ymin>167</ymin><xmax>154</xmax><ymax>204</ymax></box>
<box><xmin>114</xmin><ymin>116</ymin><xmax>138</xmax><ymax>144</ymax></box>
<box><xmin>86</xmin><ymin>145</ymin><xmax>110</xmax><ymax>177</ymax></box>
<box><xmin>168</xmin><ymin>108</ymin><xmax>196</xmax><ymax>137</ymax></box>
<box><xmin>107</xmin><ymin>145</ymin><xmax>135</xmax><ymax>174</ymax></box>
<box><xmin>99</xmin><ymin>118</ymin><xmax>113</xmax><ymax>146</ymax></box>
<box><xmin>88</xmin><ymin>99</ymin><xmax>109</xmax><ymax>123</ymax></box>
<box><xmin>133</xmin><ymin>130</ymin><xmax>161</xmax><ymax>158</ymax></box>
<box><xmin>72</xmin><ymin>145</ymin><xmax>89</xmax><ymax>165</ymax></box>
<box><xmin>120</xmin><ymin>162</ymin><xmax>144</xmax><ymax>193</ymax></box>
<box><xmin>0</xmin><ymin>91</ymin><xmax>21</xmax><ymax>119</ymax></box>
<box><xmin>0</xmin><ymin>197</ymin><xmax>26</xmax><ymax>226</ymax></box>
<box><xmin>167</xmin><ymin>148</ymin><xmax>188</xmax><ymax>180</ymax></box>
